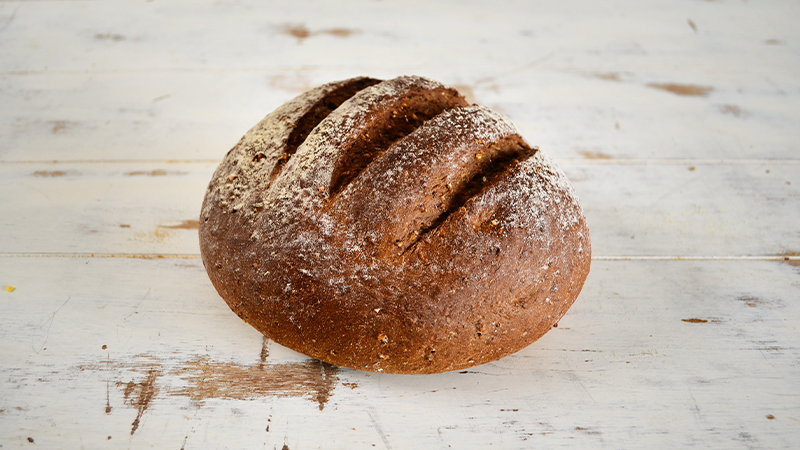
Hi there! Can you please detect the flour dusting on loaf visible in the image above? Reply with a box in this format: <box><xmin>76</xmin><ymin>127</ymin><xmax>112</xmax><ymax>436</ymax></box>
<box><xmin>200</xmin><ymin>75</ymin><xmax>591</xmax><ymax>374</ymax></box>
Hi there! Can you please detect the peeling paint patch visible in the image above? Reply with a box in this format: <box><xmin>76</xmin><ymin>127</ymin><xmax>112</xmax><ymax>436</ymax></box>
<box><xmin>125</xmin><ymin>169</ymin><xmax>187</xmax><ymax>176</ymax></box>
<box><xmin>95</xmin><ymin>32</ymin><xmax>125</xmax><ymax>41</ymax></box>
<box><xmin>648</xmin><ymin>83</ymin><xmax>713</xmax><ymax>97</ymax></box>
<box><xmin>593</xmin><ymin>72</ymin><xmax>621</xmax><ymax>82</ymax></box>
<box><xmin>171</xmin><ymin>356</ymin><xmax>338</xmax><ymax>410</ymax></box>
<box><xmin>719</xmin><ymin>104</ymin><xmax>744</xmax><ymax>117</ymax></box>
<box><xmin>576</xmin><ymin>149</ymin><xmax>613</xmax><ymax>159</ymax></box>
<box><xmin>120</xmin><ymin>369</ymin><xmax>160</xmax><ymax>435</ymax></box>
<box><xmin>278</xmin><ymin>23</ymin><xmax>359</xmax><ymax>40</ymax></box>
<box><xmin>32</xmin><ymin>170</ymin><xmax>68</xmax><ymax>177</ymax></box>
<box><xmin>82</xmin><ymin>351</ymin><xmax>340</xmax><ymax>428</ymax></box>
<box><xmin>160</xmin><ymin>220</ymin><xmax>199</xmax><ymax>230</ymax></box>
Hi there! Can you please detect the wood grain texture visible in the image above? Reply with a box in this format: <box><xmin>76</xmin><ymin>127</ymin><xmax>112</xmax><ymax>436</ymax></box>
<box><xmin>1</xmin><ymin>0</ymin><xmax>799</xmax><ymax>448</ymax></box>
<box><xmin>1</xmin><ymin>162</ymin><xmax>798</xmax><ymax>256</ymax></box>
<box><xmin>0</xmin><ymin>258</ymin><xmax>798</xmax><ymax>448</ymax></box>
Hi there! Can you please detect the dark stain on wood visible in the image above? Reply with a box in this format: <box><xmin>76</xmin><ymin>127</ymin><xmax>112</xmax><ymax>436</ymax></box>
<box><xmin>33</xmin><ymin>170</ymin><xmax>68</xmax><ymax>177</ymax></box>
<box><xmin>577</xmin><ymin>149</ymin><xmax>613</xmax><ymax>159</ymax></box>
<box><xmin>170</xmin><ymin>356</ymin><xmax>338</xmax><ymax>411</ymax></box>
<box><xmin>160</xmin><ymin>220</ymin><xmax>200</xmax><ymax>230</ymax></box>
<box><xmin>322</xmin><ymin>28</ymin><xmax>355</xmax><ymax>37</ymax></box>
<box><xmin>780</xmin><ymin>251</ymin><xmax>800</xmax><ymax>268</ymax></box>
<box><xmin>280</xmin><ymin>24</ymin><xmax>358</xmax><ymax>40</ymax></box>
<box><xmin>594</xmin><ymin>72</ymin><xmax>621</xmax><ymax>82</ymax></box>
<box><xmin>283</xmin><ymin>24</ymin><xmax>310</xmax><ymax>39</ymax></box>
<box><xmin>51</xmin><ymin>120</ymin><xmax>69</xmax><ymax>133</ymax></box>
<box><xmin>259</xmin><ymin>335</ymin><xmax>270</xmax><ymax>369</ymax></box>
<box><xmin>95</xmin><ymin>33</ymin><xmax>125</xmax><ymax>41</ymax></box>
<box><xmin>105</xmin><ymin>381</ymin><xmax>112</xmax><ymax>414</ymax></box>
<box><xmin>682</xmin><ymin>318</ymin><xmax>708</xmax><ymax>323</ymax></box>
<box><xmin>125</xmin><ymin>169</ymin><xmax>187</xmax><ymax>176</ymax></box>
<box><xmin>738</xmin><ymin>296</ymin><xmax>763</xmax><ymax>308</ymax></box>
<box><xmin>719</xmin><ymin>104</ymin><xmax>744</xmax><ymax>117</ymax></box>
<box><xmin>85</xmin><ymin>351</ymin><xmax>341</xmax><ymax>434</ymax></box>
<box><xmin>648</xmin><ymin>83</ymin><xmax>713</xmax><ymax>97</ymax></box>
<box><xmin>120</xmin><ymin>369</ymin><xmax>160</xmax><ymax>435</ymax></box>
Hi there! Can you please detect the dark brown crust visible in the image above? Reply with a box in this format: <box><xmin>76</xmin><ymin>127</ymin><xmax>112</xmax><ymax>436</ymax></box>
<box><xmin>200</xmin><ymin>76</ymin><xmax>591</xmax><ymax>374</ymax></box>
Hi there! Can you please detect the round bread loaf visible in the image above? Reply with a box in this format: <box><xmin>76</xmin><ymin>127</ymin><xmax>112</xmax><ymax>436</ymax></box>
<box><xmin>200</xmin><ymin>75</ymin><xmax>590</xmax><ymax>374</ymax></box>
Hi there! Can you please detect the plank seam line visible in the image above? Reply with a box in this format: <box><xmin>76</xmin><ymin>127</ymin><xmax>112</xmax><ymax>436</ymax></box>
<box><xmin>1</xmin><ymin>159</ymin><xmax>800</xmax><ymax>165</ymax></box>
<box><xmin>0</xmin><ymin>253</ymin><xmax>798</xmax><ymax>261</ymax></box>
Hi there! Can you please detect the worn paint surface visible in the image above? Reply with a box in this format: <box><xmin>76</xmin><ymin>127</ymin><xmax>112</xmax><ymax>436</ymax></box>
<box><xmin>1</xmin><ymin>0</ymin><xmax>799</xmax><ymax>448</ymax></box>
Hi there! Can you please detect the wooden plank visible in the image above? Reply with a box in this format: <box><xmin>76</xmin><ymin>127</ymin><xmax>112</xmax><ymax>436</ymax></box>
<box><xmin>1</xmin><ymin>0</ymin><xmax>798</xmax><ymax>161</ymax></box>
<box><xmin>0</xmin><ymin>257</ymin><xmax>798</xmax><ymax>448</ymax></box>
<box><xmin>2</xmin><ymin>162</ymin><xmax>798</xmax><ymax>256</ymax></box>
<box><xmin>2</xmin><ymin>68</ymin><xmax>798</xmax><ymax>162</ymax></box>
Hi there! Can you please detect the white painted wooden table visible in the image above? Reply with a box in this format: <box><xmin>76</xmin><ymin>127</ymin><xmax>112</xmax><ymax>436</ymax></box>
<box><xmin>1</xmin><ymin>1</ymin><xmax>799</xmax><ymax>448</ymax></box>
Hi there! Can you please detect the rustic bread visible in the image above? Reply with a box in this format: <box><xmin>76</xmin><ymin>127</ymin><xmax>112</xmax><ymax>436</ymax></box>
<box><xmin>199</xmin><ymin>75</ymin><xmax>591</xmax><ymax>374</ymax></box>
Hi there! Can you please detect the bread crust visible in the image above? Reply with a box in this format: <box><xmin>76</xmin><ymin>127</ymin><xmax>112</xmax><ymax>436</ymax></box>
<box><xmin>200</xmin><ymin>76</ymin><xmax>591</xmax><ymax>374</ymax></box>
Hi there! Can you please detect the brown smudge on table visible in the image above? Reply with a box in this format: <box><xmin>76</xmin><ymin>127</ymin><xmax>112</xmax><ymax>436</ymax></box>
<box><xmin>577</xmin><ymin>149</ymin><xmax>613</xmax><ymax>160</ymax></box>
<box><xmin>279</xmin><ymin>24</ymin><xmax>358</xmax><ymax>41</ymax></box>
<box><xmin>160</xmin><ymin>220</ymin><xmax>199</xmax><ymax>230</ymax></box>
<box><xmin>764</xmin><ymin>39</ymin><xmax>783</xmax><ymax>45</ymax></box>
<box><xmin>121</xmin><ymin>369</ymin><xmax>160</xmax><ymax>435</ymax></box>
<box><xmin>125</xmin><ymin>169</ymin><xmax>187</xmax><ymax>176</ymax></box>
<box><xmin>593</xmin><ymin>72</ymin><xmax>621</xmax><ymax>82</ymax></box>
<box><xmin>32</xmin><ymin>170</ymin><xmax>67</xmax><ymax>177</ymax></box>
<box><xmin>105</xmin><ymin>381</ymin><xmax>112</xmax><ymax>414</ymax></box>
<box><xmin>719</xmin><ymin>104</ymin><xmax>744</xmax><ymax>117</ymax></box>
<box><xmin>647</xmin><ymin>83</ymin><xmax>713</xmax><ymax>97</ymax></box>
<box><xmin>51</xmin><ymin>120</ymin><xmax>69</xmax><ymax>133</ymax></box>
<box><xmin>687</xmin><ymin>19</ymin><xmax>698</xmax><ymax>33</ymax></box>
<box><xmin>682</xmin><ymin>318</ymin><xmax>708</xmax><ymax>323</ymax></box>
<box><xmin>738</xmin><ymin>296</ymin><xmax>764</xmax><ymax>308</ymax></box>
<box><xmin>574</xmin><ymin>426</ymin><xmax>601</xmax><ymax>435</ymax></box>
<box><xmin>321</xmin><ymin>28</ymin><xmax>356</xmax><ymax>37</ymax></box>
<box><xmin>95</xmin><ymin>33</ymin><xmax>125</xmax><ymax>41</ymax></box>
<box><xmin>282</xmin><ymin>24</ymin><xmax>310</xmax><ymax>39</ymax></box>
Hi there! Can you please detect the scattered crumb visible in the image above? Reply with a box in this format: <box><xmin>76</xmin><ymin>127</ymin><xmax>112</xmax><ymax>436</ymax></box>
<box><xmin>5</xmin><ymin>286</ymin><xmax>14</xmax><ymax>292</ymax></box>
<box><xmin>766</xmin><ymin>414</ymin><xmax>775</xmax><ymax>420</ymax></box>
